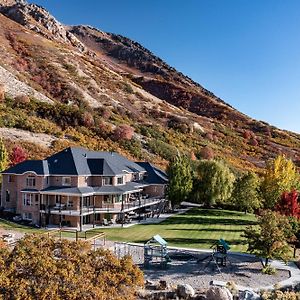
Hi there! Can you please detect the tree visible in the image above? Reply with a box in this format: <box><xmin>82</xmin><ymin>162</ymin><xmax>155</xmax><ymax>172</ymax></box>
<box><xmin>0</xmin><ymin>138</ymin><xmax>8</xmax><ymax>173</ymax></box>
<box><xmin>167</xmin><ymin>154</ymin><xmax>193</xmax><ymax>206</ymax></box>
<box><xmin>275</xmin><ymin>190</ymin><xmax>300</xmax><ymax>218</ymax></box>
<box><xmin>243</xmin><ymin>210</ymin><xmax>295</xmax><ymax>267</ymax></box>
<box><xmin>231</xmin><ymin>172</ymin><xmax>262</xmax><ymax>213</ymax></box>
<box><xmin>10</xmin><ymin>145</ymin><xmax>28</xmax><ymax>166</ymax></box>
<box><xmin>0</xmin><ymin>235</ymin><xmax>143</xmax><ymax>300</ymax></box>
<box><xmin>193</xmin><ymin>160</ymin><xmax>235</xmax><ymax>206</ymax></box>
<box><xmin>261</xmin><ymin>155</ymin><xmax>299</xmax><ymax>208</ymax></box>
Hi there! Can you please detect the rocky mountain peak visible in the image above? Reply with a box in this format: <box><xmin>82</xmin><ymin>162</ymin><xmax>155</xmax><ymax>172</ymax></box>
<box><xmin>0</xmin><ymin>0</ymin><xmax>86</xmax><ymax>52</ymax></box>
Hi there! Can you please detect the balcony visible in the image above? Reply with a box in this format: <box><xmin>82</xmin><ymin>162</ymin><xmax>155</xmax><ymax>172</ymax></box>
<box><xmin>40</xmin><ymin>197</ymin><xmax>165</xmax><ymax>216</ymax></box>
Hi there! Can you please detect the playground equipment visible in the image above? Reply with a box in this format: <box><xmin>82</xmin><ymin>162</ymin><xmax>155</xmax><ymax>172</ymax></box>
<box><xmin>198</xmin><ymin>239</ymin><xmax>231</xmax><ymax>273</ymax></box>
<box><xmin>144</xmin><ymin>234</ymin><xmax>170</xmax><ymax>268</ymax></box>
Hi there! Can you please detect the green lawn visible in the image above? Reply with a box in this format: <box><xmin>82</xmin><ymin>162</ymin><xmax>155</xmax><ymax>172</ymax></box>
<box><xmin>0</xmin><ymin>218</ymin><xmax>43</xmax><ymax>234</ymax></box>
<box><xmin>90</xmin><ymin>208</ymin><xmax>257</xmax><ymax>252</ymax></box>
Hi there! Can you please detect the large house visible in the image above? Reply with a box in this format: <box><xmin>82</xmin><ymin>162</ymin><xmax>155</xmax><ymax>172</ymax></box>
<box><xmin>0</xmin><ymin>147</ymin><xmax>168</xmax><ymax>230</ymax></box>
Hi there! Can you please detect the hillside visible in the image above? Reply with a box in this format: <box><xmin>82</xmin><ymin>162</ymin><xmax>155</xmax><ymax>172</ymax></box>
<box><xmin>0</xmin><ymin>0</ymin><xmax>300</xmax><ymax>172</ymax></box>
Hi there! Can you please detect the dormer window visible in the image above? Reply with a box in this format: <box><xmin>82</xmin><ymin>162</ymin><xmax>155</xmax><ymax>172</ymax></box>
<box><xmin>103</xmin><ymin>177</ymin><xmax>112</xmax><ymax>186</ymax></box>
<box><xmin>62</xmin><ymin>177</ymin><xmax>71</xmax><ymax>186</ymax></box>
<box><xmin>26</xmin><ymin>175</ymin><xmax>36</xmax><ymax>187</ymax></box>
<box><xmin>117</xmin><ymin>177</ymin><xmax>124</xmax><ymax>185</ymax></box>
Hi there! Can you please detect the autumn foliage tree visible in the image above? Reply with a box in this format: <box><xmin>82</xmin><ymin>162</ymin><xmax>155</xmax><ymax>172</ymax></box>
<box><xmin>243</xmin><ymin>210</ymin><xmax>295</xmax><ymax>267</ymax></box>
<box><xmin>0</xmin><ymin>138</ymin><xmax>8</xmax><ymax>173</ymax></box>
<box><xmin>10</xmin><ymin>145</ymin><xmax>28</xmax><ymax>167</ymax></box>
<box><xmin>275</xmin><ymin>190</ymin><xmax>300</xmax><ymax>218</ymax></box>
<box><xmin>261</xmin><ymin>154</ymin><xmax>299</xmax><ymax>208</ymax></box>
<box><xmin>0</xmin><ymin>235</ymin><xmax>143</xmax><ymax>300</ymax></box>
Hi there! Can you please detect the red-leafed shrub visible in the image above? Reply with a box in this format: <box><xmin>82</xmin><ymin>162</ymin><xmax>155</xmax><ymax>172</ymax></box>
<box><xmin>113</xmin><ymin>125</ymin><xmax>134</xmax><ymax>141</ymax></box>
<box><xmin>249</xmin><ymin>138</ymin><xmax>258</xmax><ymax>146</ymax></box>
<box><xmin>204</xmin><ymin>133</ymin><xmax>214</xmax><ymax>141</ymax></box>
<box><xmin>81</xmin><ymin>112</ymin><xmax>94</xmax><ymax>128</ymax></box>
<box><xmin>10</xmin><ymin>145</ymin><xmax>28</xmax><ymax>166</ymax></box>
<box><xmin>275</xmin><ymin>190</ymin><xmax>300</xmax><ymax>218</ymax></box>
<box><xmin>200</xmin><ymin>146</ymin><xmax>214</xmax><ymax>160</ymax></box>
<box><xmin>243</xmin><ymin>130</ymin><xmax>252</xmax><ymax>140</ymax></box>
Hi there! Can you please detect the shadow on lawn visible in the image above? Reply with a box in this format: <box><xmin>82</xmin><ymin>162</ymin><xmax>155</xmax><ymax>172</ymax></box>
<box><xmin>167</xmin><ymin>228</ymin><xmax>245</xmax><ymax>233</ymax></box>
<box><xmin>181</xmin><ymin>209</ymin><xmax>249</xmax><ymax>218</ymax></box>
<box><xmin>159</xmin><ymin>216</ymin><xmax>257</xmax><ymax>226</ymax></box>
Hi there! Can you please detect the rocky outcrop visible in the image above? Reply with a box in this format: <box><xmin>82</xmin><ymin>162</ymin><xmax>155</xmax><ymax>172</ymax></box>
<box><xmin>0</xmin><ymin>0</ymin><xmax>86</xmax><ymax>52</ymax></box>
<box><xmin>0</xmin><ymin>65</ymin><xmax>53</xmax><ymax>103</ymax></box>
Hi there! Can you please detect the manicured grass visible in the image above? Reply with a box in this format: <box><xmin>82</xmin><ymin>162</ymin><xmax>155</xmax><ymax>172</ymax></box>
<box><xmin>90</xmin><ymin>208</ymin><xmax>257</xmax><ymax>252</ymax></box>
<box><xmin>0</xmin><ymin>218</ymin><xmax>44</xmax><ymax>234</ymax></box>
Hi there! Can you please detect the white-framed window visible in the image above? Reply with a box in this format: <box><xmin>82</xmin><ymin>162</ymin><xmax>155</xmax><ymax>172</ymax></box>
<box><xmin>62</xmin><ymin>177</ymin><xmax>71</xmax><ymax>186</ymax></box>
<box><xmin>23</xmin><ymin>193</ymin><xmax>33</xmax><ymax>206</ymax></box>
<box><xmin>26</xmin><ymin>175</ymin><xmax>36</xmax><ymax>187</ymax></box>
<box><xmin>117</xmin><ymin>177</ymin><xmax>124</xmax><ymax>185</ymax></box>
<box><xmin>115</xmin><ymin>194</ymin><xmax>122</xmax><ymax>203</ymax></box>
<box><xmin>67</xmin><ymin>200</ymin><xmax>73</xmax><ymax>208</ymax></box>
<box><xmin>23</xmin><ymin>212</ymin><xmax>32</xmax><ymax>220</ymax></box>
<box><xmin>103</xmin><ymin>177</ymin><xmax>112</xmax><ymax>186</ymax></box>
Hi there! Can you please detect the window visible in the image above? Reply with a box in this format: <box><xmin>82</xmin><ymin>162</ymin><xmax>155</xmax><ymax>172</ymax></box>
<box><xmin>115</xmin><ymin>194</ymin><xmax>122</xmax><ymax>203</ymax></box>
<box><xmin>67</xmin><ymin>200</ymin><xmax>73</xmax><ymax>208</ymax></box>
<box><xmin>23</xmin><ymin>212</ymin><xmax>32</xmax><ymax>220</ymax></box>
<box><xmin>26</xmin><ymin>175</ymin><xmax>36</xmax><ymax>187</ymax></box>
<box><xmin>104</xmin><ymin>195</ymin><xmax>113</xmax><ymax>203</ymax></box>
<box><xmin>46</xmin><ymin>177</ymin><xmax>49</xmax><ymax>185</ymax></box>
<box><xmin>103</xmin><ymin>177</ymin><xmax>112</xmax><ymax>186</ymax></box>
<box><xmin>23</xmin><ymin>193</ymin><xmax>33</xmax><ymax>206</ymax></box>
<box><xmin>8</xmin><ymin>175</ymin><xmax>14</xmax><ymax>183</ymax></box>
<box><xmin>117</xmin><ymin>177</ymin><xmax>124</xmax><ymax>185</ymax></box>
<box><xmin>95</xmin><ymin>214</ymin><xmax>101</xmax><ymax>221</ymax></box>
<box><xmin>5</xmin><ymin>190</ymin><xmax>10</xmax><ymax>202</ymax></box>
<box><xmin>62</xmin><ymin>177</ymin><xmax>71</xmax><ymax>186</ymax></box>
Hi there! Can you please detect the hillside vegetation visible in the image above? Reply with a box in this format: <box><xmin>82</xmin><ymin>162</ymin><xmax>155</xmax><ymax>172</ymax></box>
<box><xmin>0</xmin><ymin>0</ymin><xmax>300</xmax><ymax>172</ymax></box>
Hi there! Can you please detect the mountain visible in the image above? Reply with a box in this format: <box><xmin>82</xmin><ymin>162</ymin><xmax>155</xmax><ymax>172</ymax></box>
<box><xmin>0</xmin><ymin>0</ymin><xmax>299</xmax><ymax>172</ymax></box>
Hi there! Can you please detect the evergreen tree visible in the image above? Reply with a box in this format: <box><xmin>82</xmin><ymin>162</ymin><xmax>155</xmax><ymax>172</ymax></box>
<box><xmin>0</xmin><ymin>138</ymin><xmax>8</xmax><ymax>172</ymax></box>
<box><xmin>167</xmin><ymin>154</ymin><xmax>193</xmax><ymax>206</ymax></box>
<box><xmin>261</xmin><ymin>154</ymin><xmax>299</xmax><ymax>208</ymax></box>
<box><xmin>231</xmin><ymin>172</ymin><xmax>262</xmax><ymax>213</ymax></box>
<box><xmin>193</xmin><ymin>160</ymin><xmax>235</xmax><ymax>206</ymax></box>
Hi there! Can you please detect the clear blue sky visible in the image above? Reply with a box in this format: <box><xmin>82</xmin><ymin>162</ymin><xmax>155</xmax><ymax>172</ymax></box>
<box><xmin>31</xmin><ymin>0</ymin><xmax>300</xmax><ymax>133</ymax></box>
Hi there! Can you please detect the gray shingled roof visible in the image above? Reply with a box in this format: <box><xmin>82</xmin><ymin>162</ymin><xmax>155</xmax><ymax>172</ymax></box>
<box><xmin>2</xmin><ymin>147</ymin><xmax>145</xmax><ymax>176</ymax></box>
<box><xmin>2</xmin><ymin>160</ymin><xmax>49</xmax><ymax>175</ymax></box>
<box><xmin>40</xmin><ymin>186</ymin><xmax>95</xmax><ymax>196</ymax></box>
<box><xmin>136</xmin><ymin>162</ymin><xmax>168</xmax><ymax>185</ymax></box>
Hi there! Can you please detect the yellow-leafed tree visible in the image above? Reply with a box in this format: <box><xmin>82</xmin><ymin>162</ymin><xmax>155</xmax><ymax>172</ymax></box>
<box><xmin>261</xmin><ymin>154</ymin><xmax>299</xmax><ymax>208</ymax></box>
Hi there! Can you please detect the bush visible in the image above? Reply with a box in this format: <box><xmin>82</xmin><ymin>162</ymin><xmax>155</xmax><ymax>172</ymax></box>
<box><xmin>147</xmin><ymin>139</ymin><xmax>177</xmax><ymax>161</ymax></box>
<box><xmin>113</xmin><ymin>124</ymin><xmax>134</xmax><ymax>141</ymax></box>
<box><xmin>0</xmin><ymin>84</ymin><xmax>5</xmax><ymax>101</ymax></box>
<box><xmin>262</xmin><ymin>265</ymin><xmax>276</xmax><ymax>275</ymax></box>
<box><xmin>199</xmin><ymin>146</ymin><xmax>214</xmax><ymax>160</ymax></box>
<box><xmin>81</xmin><ymin>111</ymin><xmax>94</xmax><ymax>128</ymax></box>
<box><xmin>15</xmin><ymin>94</ymin><xmax>30</xmax><ymax>105</ymax></box>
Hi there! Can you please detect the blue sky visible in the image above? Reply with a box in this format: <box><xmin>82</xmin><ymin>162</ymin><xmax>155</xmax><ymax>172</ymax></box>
<box><xmin>31</xmin><ymin>0</ymin><xmax>300</xmax><ymax>133</ymax></box>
